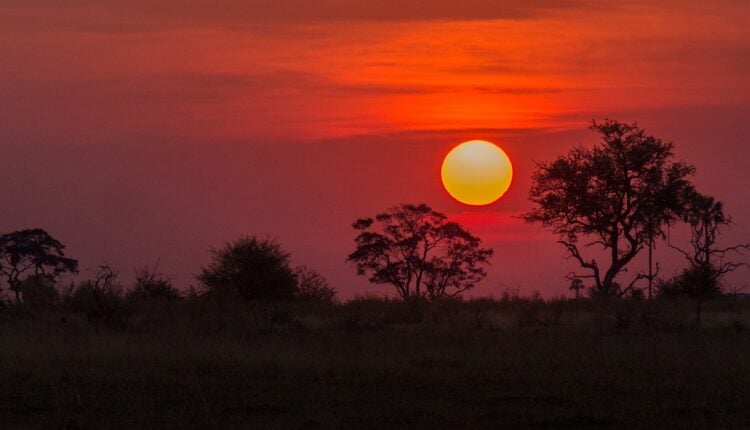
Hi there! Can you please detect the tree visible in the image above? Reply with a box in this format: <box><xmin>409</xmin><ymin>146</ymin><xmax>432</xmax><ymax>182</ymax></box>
<box><xmin>347</xmin><ymin>203</ymin><xmax>493</xmax><ymax>300</ymax></box>
<box><xmin>198</xmin><ymin>236</ymin><xmax>298</xmax><ymax>301</ymax></box>
<box><xmin>569</xmin><ymin>278</ymin><xmax>584</xmax><ymax>299</ymax></box>
<box><xmin>668</xmin><ymin>193</ymin><xmax>749</xmax><ymax>322</ymax></box>
<box><xmin>0</xmin><ymin>229</ymin><xmax>78</xmax><ymax>302</ymax></box>
<box><xmin>523</xmin><ymin>120</ymin><xmax>695</xmax><ymax>297</ymax></box>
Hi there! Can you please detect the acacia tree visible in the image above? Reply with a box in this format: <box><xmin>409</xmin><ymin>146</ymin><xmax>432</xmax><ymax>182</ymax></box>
<box><xmin>523</xmin><ymin>120</ymin><xmax>695</xmax><ymax>297</ymax></box>
<box><xmin>0</xmin><ymin>229</ymin><xmax>78</xmax><ymax>302</ymax></box>
<box><xmin>347</xmin><ymin>203</ymin><xmax>493</xmax><ymax>300</ymax></box>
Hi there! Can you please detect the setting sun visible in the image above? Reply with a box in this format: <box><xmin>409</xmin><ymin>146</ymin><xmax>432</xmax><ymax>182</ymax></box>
<box><xmin>441</xmin><ymin>140</ymin><xmax>513</xmax><ymax>206</ymax></box>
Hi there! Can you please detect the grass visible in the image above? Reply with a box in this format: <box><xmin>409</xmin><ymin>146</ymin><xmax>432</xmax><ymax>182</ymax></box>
<box><xmin>1</xmin><ymin>298</ymin><xmax>750</xmax><ymax>429</ymax></box>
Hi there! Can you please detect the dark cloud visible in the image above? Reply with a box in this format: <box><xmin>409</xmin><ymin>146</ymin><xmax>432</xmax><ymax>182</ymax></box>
<box><xmin>1</xmin><ymin>0</ymin><xmax>598</xmax><ymax>33</ymax></box>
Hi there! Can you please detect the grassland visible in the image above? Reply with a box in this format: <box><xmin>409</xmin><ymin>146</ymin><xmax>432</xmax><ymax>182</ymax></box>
<box><xmin>2</xmin><ymin>297</ymin><xmax>750</xmax><ymax>429</ymax></box>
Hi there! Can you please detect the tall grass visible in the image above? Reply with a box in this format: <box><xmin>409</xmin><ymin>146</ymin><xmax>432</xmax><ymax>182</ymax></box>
<box><xmin>1</xmin><ymin>297</ymin><xmax>750</xmax><ymax>428</ymax></box>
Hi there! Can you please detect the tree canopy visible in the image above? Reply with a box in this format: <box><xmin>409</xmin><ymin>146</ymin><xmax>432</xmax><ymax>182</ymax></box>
<box><xmin>348</xmin><ymin>203</ymin><xmax>493</xmax><ymax>300</ymax></box>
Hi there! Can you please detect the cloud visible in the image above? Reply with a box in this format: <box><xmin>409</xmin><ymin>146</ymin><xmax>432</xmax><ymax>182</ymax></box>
<box><xmin>2</xmin><ymin>0</ymin><xmax>595</xmax><ymax>32</ymax></box>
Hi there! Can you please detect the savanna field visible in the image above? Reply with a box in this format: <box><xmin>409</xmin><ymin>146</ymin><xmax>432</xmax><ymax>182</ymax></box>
<box><xmin>2</xmin><ymin>296</ymin><xmax>750</xmax><ymax>429</ymax></box>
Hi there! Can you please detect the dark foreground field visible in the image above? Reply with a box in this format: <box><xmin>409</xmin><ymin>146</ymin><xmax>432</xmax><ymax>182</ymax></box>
<box><xmin>2</xmin><ymin>298</ymin><xmax>750</xmax><ymax>429</ymax></box>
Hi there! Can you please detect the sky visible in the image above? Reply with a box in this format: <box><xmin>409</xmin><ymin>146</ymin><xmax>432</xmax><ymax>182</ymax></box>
<box><xmin>1</xmin><ymin>0</ymin><xmax>749</xmax><ymax>298</ymax></box>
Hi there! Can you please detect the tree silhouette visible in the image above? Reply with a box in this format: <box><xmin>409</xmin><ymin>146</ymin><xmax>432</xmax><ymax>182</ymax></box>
<box><xmin>523</xmin><ymin>120</ymin><xmax>695</xmax><ymax>297</ymax></box>
<box><xmin>198</xmin><ymin>236</ymin><xmax>298</xmax><ymax>301</ymax></box>
<box><xmin>569</xmin><ymin>278</ymin><xmax>584</xmax><ymax>299</ymax></box>
<box><xmin>63</xmin><ymin>263</ymin><xmax>130</xmax><ymax>329</ymax></box>
<box><xmin>294</xmin><ymin>265</ymin><xmax>336</xmax><ymax>303</ymax></box>
<box><xmin>668</xmin><ymin>193</ymin><xmax>749</xmax><ymax>322</ymax></box>
<box><xmin>0</xmin><ymin>229</ymin><xmax>78</xmax><ymax>302</ymax></box>
<box><xmin>129</xmin><ymin>262</ymin><xmax>181</xmax><ymax>301</ymax></box>
<box><xmin>348</xmin><ymin>203</ymin><xmax>493</xmax><ymax>300</ymax></box>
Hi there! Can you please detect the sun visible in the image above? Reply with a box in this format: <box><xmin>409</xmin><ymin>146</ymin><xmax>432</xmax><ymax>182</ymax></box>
<box><xmin>441</xmin><ymin>140</ymin><xmax>513</xmax><ymax>206</ymax></box>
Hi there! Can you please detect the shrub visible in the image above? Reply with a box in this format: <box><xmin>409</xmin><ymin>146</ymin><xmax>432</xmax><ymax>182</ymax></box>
<box><xmin>62</xmin><ymin>264</ymin><xmax>130</xmax><ymax>328</ymax></box>
<box><xmin>294</xmin><ymin>266</ymin><xmax>336</xmax><ymax>303</ymax></box>
<box><xmin>198</xmin><ymin>236</ymin><xmax>297</xmax><ymax>301</ymax></box>
<box><xmin>657</xmin><ymin>266</ymin><xmax>723</xmax><ymax>299</ymax></box>
<box><xmin>128</xmin><ymin>265</ymin><xmax>181</xmax><ymax>301</ymax></box>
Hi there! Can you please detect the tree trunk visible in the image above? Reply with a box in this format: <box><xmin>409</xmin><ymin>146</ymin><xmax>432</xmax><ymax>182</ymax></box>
<box><xmin>695</xmin><ymin>298</ymin><xmax>702</xmax><ymax>326</ymax></box>
<box><xmin>602</xmin><ymin>269</ymin><xmax>618</xmax><ymax>297</ymax></box>
<box><xmin>648</xmin><ymin>238</ymin><xmax>653</xmax><ymax>300</ymax></box>
<box><xmin>601</xmin><ymin>229</ymin><xmax>619</xmax><ymax>296</ymax></box>
<box><xmin>10</xmin><ymin>280</ymin><xmax>22</xmax><ymax>302</ymax></box>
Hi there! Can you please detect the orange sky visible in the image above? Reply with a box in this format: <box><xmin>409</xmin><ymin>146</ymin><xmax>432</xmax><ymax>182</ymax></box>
<box><xmin>1</xmin><ymin>1</ymin><xmax>749</xmax><ymax>297</ymax></box>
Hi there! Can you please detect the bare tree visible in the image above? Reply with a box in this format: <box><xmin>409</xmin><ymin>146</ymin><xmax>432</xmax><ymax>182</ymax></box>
<box><xmin>523</xmin><ymin>120</ymin><xmax>695</xmax><ymax>297</ymax></box>
<box><xmin>668</xmin><ymin>193</ymin><xmax>749</xmax><ymax>322</ymax></box>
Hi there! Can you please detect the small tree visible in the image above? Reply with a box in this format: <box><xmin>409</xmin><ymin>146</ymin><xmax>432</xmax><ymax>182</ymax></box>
<box><xmin>198</xmin><ymin>236</ymin><xmax>297</xmax><ymax>301</ymax></box>
<box><xmin>523</xmin><ymin>120</ymin><xmax>695</xmax><ymax>297</ymax></box>
<box><xmin>347</xmin><ymin>203</ymin><xmax>493</xmax><ymax>300</ymax></box>
<box><xmin>668</xmin><ymin>193</ymin><xmax>749</xmax><ymax>323</ymax></box>
<box><xmin>0</xmin><ymin>229</ymin><xmax>78</xmax><ymax>302</ymax></box>
<box><xmin>569</xmin><ymin>278</ymin><xmax>584</xmax><ymax>299</ymax></box>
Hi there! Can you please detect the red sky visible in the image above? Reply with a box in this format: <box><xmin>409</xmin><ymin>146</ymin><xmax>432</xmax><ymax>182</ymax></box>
<box><xmin>2</xmin><ymin>1</ymin><xmax>749</xmax><ymax>297</ymax></box>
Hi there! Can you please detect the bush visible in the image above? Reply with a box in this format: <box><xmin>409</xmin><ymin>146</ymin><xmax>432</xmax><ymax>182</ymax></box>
<box><xmin>294</xmin><ymin>266</ymin><xmax>336</xmax><ymax>303</ymax></box>
<box><xmin>198</xmin><ymin>236</ymin><xmax>336</xmax><ymax>304</ymax></box>
<box><xmin>128</xmin><ymin>265</ymin><xmax>181</xmax><ymax>301</ymax></box>
<box><xmin>198</xmin><ymin>236</ymin><xmax>298</xmax><ymax>301</ymax></box>
<box><xmin>62</xmin><ymin>264</ymin><xmax>130</xmax><ymax>328</ymax></box>
<box><xmin>657</xmin><ymin>266</ymin><xmax>723</xmax><ymax>299</ymax></box>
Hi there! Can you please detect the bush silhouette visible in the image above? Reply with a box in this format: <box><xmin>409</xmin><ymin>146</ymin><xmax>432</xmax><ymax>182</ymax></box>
<box><xmin>198</xmin><ymin>236</ymin><xmax>298</xmax><ymax>301</ymax></box>
<box><xmin>128</xmin><ymin>264</ymin><xmax>181</xmax><ymax>301</ymax></box>
<box><xmin>294</xmin><ymin>265</ymin><xmax>336</xmax><ymax>303</ymax></box>
<box><xmin>63</xmin><ymin>264</ymin><xmax>129</xmax><ymax>328</ymax></box>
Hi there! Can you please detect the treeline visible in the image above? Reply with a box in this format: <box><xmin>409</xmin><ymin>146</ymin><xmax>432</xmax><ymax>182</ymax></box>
<box><xmin>0</xmin><ymin>233</ymin><xmax>338</xmax><ymax>327</ymax></box>
<box><xmin>0</xmin><ymin>227</ymin><xmax>746</xmax><ymax>332</ymax></box>
<box><xmin>1</xmin><ymin>119</ymin><xmax>748</xmax><ymax>327</ymax></box>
